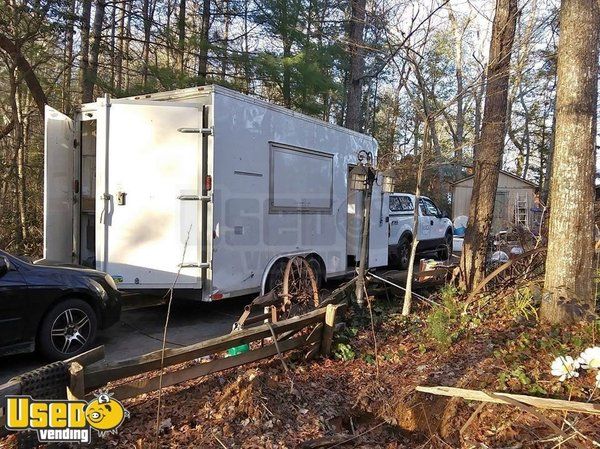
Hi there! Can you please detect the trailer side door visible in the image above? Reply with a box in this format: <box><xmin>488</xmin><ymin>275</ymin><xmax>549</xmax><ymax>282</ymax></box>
<box><xmin>95</xmin><ymin>100</ymin><xmax>205</xmax><ymax>288</ymax></box>
<box><xmin>43</xmin><ymin>106</ymin><xmax>74</xmax><ymax>262</ymax></box>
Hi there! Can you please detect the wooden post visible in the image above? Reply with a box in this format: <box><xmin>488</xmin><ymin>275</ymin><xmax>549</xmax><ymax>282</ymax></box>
<box><xmin>320</xmin><ymin>304</ymin><xmax>337</xmax><ymax>356</ymax></box>
<box><xmin>67</xmin><ymin>362</ymin><xmax>85</xmax><ymax>400</ymax></box>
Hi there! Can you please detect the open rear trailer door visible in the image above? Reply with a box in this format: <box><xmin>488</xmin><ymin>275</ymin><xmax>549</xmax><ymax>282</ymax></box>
<box><xmin>368</xmin><ymin>174</ymin><xmax>389</xmax><ymax>268</ymax></box>
<box><xmin>95</xmin><ymin>98</ymin><xmax>207</xmax><ymax>290</ymax></box>
<box><xmin>43</xmin><ymin>106</ymin><xmax>74</xmax><ymax>262</ymax></box>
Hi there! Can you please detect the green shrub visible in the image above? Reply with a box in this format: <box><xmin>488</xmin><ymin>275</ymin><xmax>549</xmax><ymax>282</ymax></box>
<box><xmin>333</xmin><ymin>342</ymin><xmax>355</xmax><ymax>361</ymax></box>
<box><xmin>505</xmin><ymin>286</ymin><xmax>539</xmax><ymax>321</ymax></box>
<box><xmin>425</xmin><ymin>294</ymin><xmax>461</xmax><ymax>348</ymax></box>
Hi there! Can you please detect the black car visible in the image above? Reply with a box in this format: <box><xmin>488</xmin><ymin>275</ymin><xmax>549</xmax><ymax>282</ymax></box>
<box><xmin>0</xmin><ymin>250</ymin><xmax>121</xmax><ymax>360</ymax></box>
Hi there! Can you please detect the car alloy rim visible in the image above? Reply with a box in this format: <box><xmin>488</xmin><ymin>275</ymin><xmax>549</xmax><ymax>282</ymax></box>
<box><xmin>50</xmin><ymin>308</ymin><xmax>91</xmax><ymax>354</ymax></box>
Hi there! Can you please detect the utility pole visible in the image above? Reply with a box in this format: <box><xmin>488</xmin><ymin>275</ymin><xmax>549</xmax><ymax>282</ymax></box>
<box><xmin>350</xmin><ymin>152</ymin><xmax>395</xmax><ymax>306</ymax></box>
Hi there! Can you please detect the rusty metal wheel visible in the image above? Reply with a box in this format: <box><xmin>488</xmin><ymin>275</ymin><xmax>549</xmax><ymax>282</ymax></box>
<box><xmin>280</xmin><ymin>256</ymin><xmax>320</xmax><ymax>319</ymax></box>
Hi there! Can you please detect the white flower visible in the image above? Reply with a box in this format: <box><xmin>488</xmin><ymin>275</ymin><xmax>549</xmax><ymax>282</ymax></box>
<box><xmin>551</xmin><ymin>356</ymin><xmax>580</xmax><ymax>381</ymax></box>
<box><xmin>578</xmin><ymin>347</ymin><xmax>600</xmax><ymax>369</ymax></box>
<box><xmin>597</xmin><ymin>371</ymin><xmax>600</xmax><ymax>389</ymax></box>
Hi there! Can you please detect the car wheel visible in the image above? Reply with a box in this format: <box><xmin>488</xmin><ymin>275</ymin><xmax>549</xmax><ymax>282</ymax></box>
<box><xmin>38</xmin><ymin>299</ymin><xmax>98</xmax><ymax>360</ymax></box>
<box><xmin>398</xmin><ymin>235</ymin><xmax>411</xmax><ymax>270</ymax></box>
<box><xmin>437</xmin><ymin>232</ymin><xmax>453</xmax><ymax>261</ymax></box>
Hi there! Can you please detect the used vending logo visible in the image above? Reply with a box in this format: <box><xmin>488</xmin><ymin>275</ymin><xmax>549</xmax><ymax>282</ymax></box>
<box><xmin>5</xmin><ymin>392</ymin><xmax>129</xmax><ymax>444</ymax></box>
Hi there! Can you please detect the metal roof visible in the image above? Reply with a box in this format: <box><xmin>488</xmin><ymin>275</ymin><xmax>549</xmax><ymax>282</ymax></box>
<box><xmin>450</xmin><ymin>169</ymin><xmax>538</xmax><ymax>188</ymax></box>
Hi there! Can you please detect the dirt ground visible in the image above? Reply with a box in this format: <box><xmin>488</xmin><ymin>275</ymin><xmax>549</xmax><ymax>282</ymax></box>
<box><xmin>2</xmin><ymin>274</ymin><xmax>599</xmax><ymax>449</ymax></box>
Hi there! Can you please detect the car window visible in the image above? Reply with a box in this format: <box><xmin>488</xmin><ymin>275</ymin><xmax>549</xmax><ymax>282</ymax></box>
<box><xmin>389</xmin><ymin>195</ymin><xmax>414</xmax><ymax>212</ymax></box>
<box><xmin>419</xmin><ymin>198</ymin><xmax>439</xmax><ymax>216</ymax></box>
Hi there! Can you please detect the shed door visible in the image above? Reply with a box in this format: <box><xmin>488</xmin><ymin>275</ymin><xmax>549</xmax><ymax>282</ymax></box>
<box><xmin>44</xmin><ymin>106</ymin><xmax>74</xmax><ymax>262</ymax></box>
<box><xmin>95</xmin><ymin>100</ymin><xmax>204</xmax><ymax>288</ymax></box>
<box><xmin>493</xmin><ymin>191</ymin><xmax>509</xmax><ymax>231</ymax></box>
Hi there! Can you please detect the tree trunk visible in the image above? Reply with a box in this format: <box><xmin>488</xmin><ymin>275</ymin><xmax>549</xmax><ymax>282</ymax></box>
<box><xmin>123</xmin><ymin>0</ymin><xmax>132</xmax><ymax>91</ymax></box>
<box><xmin>282</xmin><ymin>40</ymin><xmax>292</xmax><ymax>108</ymax></box>
<box><xmin>446</xmin><ymin>4</ymin><xmax>465</xmax><ymax>163</ymax></box>
<box><xmin>197</xmin><ymin>0</ymin><xmax>211</xmax><ymax>83</ymax></box>
<box><xmin>542</xmin><ymin>87</ymin><xmax>557</xmax><ymax>203</ymax></box>
<box><xmin>109</xmin><ymin>2</ymin><xmax>117</xmax><ymax>89</ymax></box>
<box><xmin>83</xmin><ymin>0</ymin><xmax>106</xmax><ymax>102</ymax></box>
<box><xmin>0</xmin><ymin>34</ymin><xmax>48</xmax><ymax>117</ymax></box>
<box><xmin>345</xmin><ymin>0</ymin><xmax>366</xmax><ymax>131</ymax></box>
<box><xmin>141</xmin><ymin>0</ymin><xmax>154</xmax><ymax>88</ymax></box>
<box><xmin>243</xmin><ymin>0</ymin><xmax>250</xmax><ymax>92</ymax></box>
<box><xmin>80</xmin><ymin>0</ymin><xmax>92</xmax><ymax>101</ymax></box>
<box><xmin>221</xmin><ymin>0</ymin><xmax>229</xmax><ymax>81</ymax></box>
<box><xmin>541</xmin><ymin>0</ymin><xmax>599</xmax><ymax>324</ymax></box>
<box><xmin>177</xmin><ymin>0</ymin><xmax>186</xmax><ymax>74</ymax></box>
<box><xmin>459</xmin><ymin>0</ymin><xmax>518</xmax><ymax>291</ymax></box>
<box><xmin>115</xmin><ymin>0</ymin><xmax>126</xmax><ymax>91</ymax></box>
<box><xmin>62</xmin><ymin>0</ymin><xmax>76</xmax><ymax>112</ymax></box>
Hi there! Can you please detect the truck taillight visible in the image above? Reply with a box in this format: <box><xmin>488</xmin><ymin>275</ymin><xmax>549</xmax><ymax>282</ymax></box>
<box><xmin>205</xmin><ymin>175</ymin><xmax>212</xmax><ymax>192</ymax></box>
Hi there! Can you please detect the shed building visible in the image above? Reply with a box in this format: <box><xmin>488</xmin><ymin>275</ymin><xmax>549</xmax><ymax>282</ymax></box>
<box><xmin>451</xmin><ymin>170</ymin><xmax>538</xmax><ymax>232</ymax></box>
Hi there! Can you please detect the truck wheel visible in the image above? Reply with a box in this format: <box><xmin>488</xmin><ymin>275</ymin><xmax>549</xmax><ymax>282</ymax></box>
<box><xmin>398</xmin><ymin>235</ymin><xmax>411</xmax><ymax>270</ymax></box>
<box><xmin>38</xmin><ymin>298</ymin><xmax>98</xmax><ymax>360</ymax></box>
<box><xmin>437</xmin><ymin>231</ymin><xmax>453</xmax><ymax>261</ymax></box>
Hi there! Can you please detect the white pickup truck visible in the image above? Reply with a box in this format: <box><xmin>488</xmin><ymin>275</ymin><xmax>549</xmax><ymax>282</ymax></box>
<box><xmin>388</xmin><ymin>193</ymin><xmax>453</xmax><ymax>269</ymax></box>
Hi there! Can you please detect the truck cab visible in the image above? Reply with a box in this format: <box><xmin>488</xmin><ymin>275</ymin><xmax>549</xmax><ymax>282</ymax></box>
<box><xmin>388</xmin><ymin>193</ymin><xmax>453</xmax><ymax>269</ymax></box>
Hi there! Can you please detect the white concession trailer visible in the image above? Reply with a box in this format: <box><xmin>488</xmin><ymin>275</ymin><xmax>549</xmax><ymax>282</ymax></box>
<box><xmin>44</xmin><ymin>85</ymin><xmax>389</xmax><ymax>301</ymax></box>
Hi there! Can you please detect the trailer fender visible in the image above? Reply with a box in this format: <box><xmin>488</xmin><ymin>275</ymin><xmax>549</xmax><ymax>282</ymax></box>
<box><xmin>260</xmin><ymin>250</ymin><xmax>320</xmax><ymax>295</ymax></box>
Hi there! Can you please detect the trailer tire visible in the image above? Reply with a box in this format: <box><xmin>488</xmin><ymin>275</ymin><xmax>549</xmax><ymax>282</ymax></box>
<box><xmin>305</xmin><ymin>255</ymin><xmax>323</xmax><ymax>289</ymax></box>
<box><xmin>265</xmin><ymin>259</ymin><xmax>288</xmax><ymax>293</ymax></box>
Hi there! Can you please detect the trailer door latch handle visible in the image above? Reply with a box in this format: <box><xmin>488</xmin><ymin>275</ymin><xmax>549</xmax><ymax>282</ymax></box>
<box><xmin>177</xmin><ymin>127</ymin><xmax>213</xmax><ymax>135</ymax></box>
<box><xmin>177</xmin><ymin>195</ymin><xmax>211</xmax><ymax>201</ymax></box>
<box><xmin>178</xmin><ymin>262</ymin><xmax>210</xmax><ymax>269</ymax></box>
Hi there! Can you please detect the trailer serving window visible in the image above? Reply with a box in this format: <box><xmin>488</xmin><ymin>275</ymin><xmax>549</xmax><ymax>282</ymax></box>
<box><xmin>269</xmin><ymin>142</ymin><xmax>333</xmax><ymax>214</ymax></box>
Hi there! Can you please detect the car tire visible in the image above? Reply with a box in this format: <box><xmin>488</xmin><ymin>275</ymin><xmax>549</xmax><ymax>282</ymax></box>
<box><xmin>437</xmin><ymin>231</ymin><xmax>453</xmax><ymax>261</ymax></box>
<box><xmin>398</xmin><ymin>235</ymin><xmax>412</xmax><ymax>270</ymax></box>
<box><xmin>38</xmin><ymin>298</ymin><xmax>98</xmax><ymax>360</ymax></box>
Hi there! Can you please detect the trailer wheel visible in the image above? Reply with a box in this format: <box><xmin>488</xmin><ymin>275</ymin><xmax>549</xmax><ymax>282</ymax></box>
<box><xmin>265</xmin><ymin>259</ymin><xmax>288</xmax><ymax>293</ymax></box>
<box><xmin>305</xmin><ymin>255</ymin><xmax>323</xmax><ymax>289</ymax></box>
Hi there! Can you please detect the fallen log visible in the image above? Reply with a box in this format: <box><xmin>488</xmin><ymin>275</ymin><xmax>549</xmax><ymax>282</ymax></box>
<box><xmin>416</xmin><ymin>385</ymin><xmax>600</xmax><ymax>415</ymax></box>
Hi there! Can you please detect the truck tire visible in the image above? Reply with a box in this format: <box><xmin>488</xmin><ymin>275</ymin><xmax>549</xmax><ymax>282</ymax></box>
<box><xmin>437</xmin><ymin>231</ymin><xmax>453</xmax><ymax>261</ymax></box>
<box><xmin>398</xmin><ymin>235</ymin><xmax>411</xmax><ymax>270</ymax></box>
<box><xmin>38</xmin><ymin>298</ymin><xmax>98</xmax><ymax>360</ymax></box>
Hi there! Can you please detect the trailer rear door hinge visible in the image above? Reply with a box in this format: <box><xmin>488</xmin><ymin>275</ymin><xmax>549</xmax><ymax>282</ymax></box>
<box><xmin>178</xmin><ymin>127</ymin><xmax>213</xmax><ymax>135</ymax></box>
<box><xmin>178</xmin><ymin>262</ymin><xmax>210</xmax><ymax>269</ymax></box>
<box><xmin>177</xmin><ymin>195</ymin><xmax>211</xmax><ymax>201</ymax></box>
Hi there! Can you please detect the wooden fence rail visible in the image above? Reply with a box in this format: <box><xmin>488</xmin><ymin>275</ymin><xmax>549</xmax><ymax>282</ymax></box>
<box><xmin>84</xmin><ymin>305</ymin><xmax>336</xmax><ymax>391</ymax></box>
<box><xmin>0</xmin><ymin>279</ymin><xmax>355</xmax><ymax>425</ymax></box>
